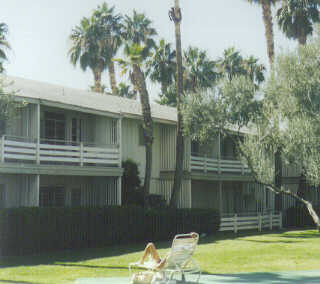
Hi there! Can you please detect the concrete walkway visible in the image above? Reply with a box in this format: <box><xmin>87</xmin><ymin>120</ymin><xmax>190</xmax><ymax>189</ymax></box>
<box><xmin>76</xmin><ymin>270</ymin><xmax>320</xmax><ymax>284</ymax></box>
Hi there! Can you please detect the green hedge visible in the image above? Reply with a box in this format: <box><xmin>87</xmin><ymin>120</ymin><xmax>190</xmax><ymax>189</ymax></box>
<box><xmin>0</xmin><ymin>206</ymin><xmax>220</xmax><ymax>256</ymax></box>
<box><xmin>284</xmin><ymin>205</ymin><xmax>320</xmax><ymax>228</ymax></box>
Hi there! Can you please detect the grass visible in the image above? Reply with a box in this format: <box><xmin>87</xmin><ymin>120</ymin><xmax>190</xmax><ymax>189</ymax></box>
<box><xmin>0</xmin><ymin>229</ymin><xmax>319</xmax><ymax>284</ymax></box>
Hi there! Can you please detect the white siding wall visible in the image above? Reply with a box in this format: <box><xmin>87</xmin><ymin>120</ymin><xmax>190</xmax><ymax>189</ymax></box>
<box><xmin>152</xmin><ymin>178</ymin><xmax>191</xmax><ymax>208</ymax></box>
<box><xmin>121</xmin><ymin>118</ymin><xmax>161</xmax><ymax>183</ymax></box>
<box><xmin>160</xmin><ymin>125</ymin><xmax>190</xmax><ymax>171</ymax></box>
<box><xmin>0</xmin><ymin>174</ymin><xmax>38</xmax><ymax>208</ymax></box>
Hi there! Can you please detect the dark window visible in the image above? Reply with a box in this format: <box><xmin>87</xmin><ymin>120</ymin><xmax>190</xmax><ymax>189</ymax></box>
<box><xmin>0</xmin><ymin>119</ymin><xmax>6</xmax><ymax>136</ymax></box>
<box><xmin>71</xmin><ymin>188</ymin><xmax>81</xmax><ymax>206</ymax></box>
<box><xmin>191</xmin><ymin>141</ymin><xmax>200</xmax><ymax>154</ymax></box>
<box><xmin>44</xmin><ymin>112</ymin><xmax>66</xmax><ymax>143</ymax></box>
<box><xmin>0</xmin><ymin>185</ymin><xmax>5</xmax><ymax>208</ymax></box>
<box><xmin>139</xmin><ymin>125</ymin><xmax>146</xmax><ymax>146</ymax></box>
<box><xmin>39</xmin><ymin>187</ymin><xmax>65</xmax><ymax>207</ymax></box>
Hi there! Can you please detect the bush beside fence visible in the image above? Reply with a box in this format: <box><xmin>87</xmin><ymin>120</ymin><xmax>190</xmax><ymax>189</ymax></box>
<box><xmin>0</xmin><ymin>206</ymin><xmax>220</xmax><ymax>256</ymax></box>
<box><xmin>284</xmin><ymin>205</ymin><xmax>320</xmax><ymax>228</ymax></box>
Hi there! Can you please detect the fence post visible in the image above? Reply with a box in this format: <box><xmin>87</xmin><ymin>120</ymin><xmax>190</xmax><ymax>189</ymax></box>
<box><xmin>269</xmin><ymin>212</ymin><xmax>273</xmax><ymax>230</ymax></box>
<box><xmin>234</xmin><ymin>214</ymin><xmax>238</xmax><ymax>233</ymax></box>
<box><xmin>218</xmin><ymin>158</ymin><xmax>221</xmax><ymax>174</ymax></box>
<box><xmin>1</xmin><ymin>135</ymin><xmax>5</xmax><ymax>163</ymax></box>
<box><xmin>258</xmin><ymin>213</ymin><xmax>262</xmax><ymax>232</ymax></box>
<box><xmin>279</xmin><ymin>212</ymin><xmax>283</xmax><ymax>229</ymax></box>
<box><xmin>80</xmin><ymin>142</ymin><xmax>84</xmax><ymax>167</ymax></box>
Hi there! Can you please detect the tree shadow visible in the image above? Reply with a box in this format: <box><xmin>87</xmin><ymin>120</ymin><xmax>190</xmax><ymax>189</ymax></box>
<box><xmin>281</xmin><ymin>232</ymin><xmax>320</xmax><ymax>239</ymax></box>
<box><xmin>0</xmin><ymin>280</ymin><xmax>42</xmax><ymax>284</ymax></box>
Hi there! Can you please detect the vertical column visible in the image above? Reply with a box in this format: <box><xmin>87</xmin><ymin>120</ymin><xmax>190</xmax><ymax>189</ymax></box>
<box><xmin>35</xmin><ymin>174</ymin><xmax>40</xmax><ymax>207</ymax></box>
<box><xmin>36</xmin><ymin>103</ymin><xmax>40</xmax><ymax>165</ymax></box>
<box><xmin>218</xmin><ymin>131</ymin><xmax>221</xmax><ymax>174</ymax></box>
<box><xmin>117</xmin><ymin>176</ymin><xmax>122</xmax><ymax>206</ymax></box>
<box><xmin>219</xmin><ymin>181</ymin><xmax>223</xmax><ymax>213</ymax></box>
<box><xmin>1</xmin><ymin>135</ymin><xmax>5</xmax><ymax>163</ymax></box>
<box><xmin>117</xmin><ymin>115</ymin><xmax>122</xmax><ymax>167</ymax></box>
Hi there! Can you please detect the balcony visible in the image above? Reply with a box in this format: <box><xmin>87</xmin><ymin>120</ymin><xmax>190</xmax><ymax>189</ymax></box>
<box><xmin>191</xmin><ymin>154</ymin><xmax>250</xmax><ymax>175</ymax></box>
<box><xmin>0</xmin><ymin>135</ymin><xmax>120</xmax><ymax>168</ymax></box>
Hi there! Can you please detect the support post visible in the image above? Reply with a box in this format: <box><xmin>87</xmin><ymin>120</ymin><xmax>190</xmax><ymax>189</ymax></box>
<box><xmin>270</xmin><ymin>212</ymin><xmax>273</xmax><ymax>230</ymax></box>
<box><xmin>204</xmin><ymin>155</ymin><xmax>207</xmax><ymax>173</ymax></box>
<box><xmin>80</xmin><ymin>142</ymin><xmax>84</xmax><ymax>166</ymax></box>
<box><xmin>1</xmin><ymin>135</ymin><xmax>5</xmax><ymax>163</ymax></box>
<box><xmin>234</xmin><ymin>214</ymin><xmax>238</xmax><ymax>233</ymax></box>
<box><xmin>36</xmin><ymin>103</ymin><xmax>40</xmax><ymax>165</ymax></box>
<box><xmin>219</xmin><ymin>181</ymin><xmax>223</xmax><ymax>214</ymax></box>
<box><xmin>118</xmin><ymin>115</ymin><xmax>122</xmax><ymax>168</ymax></box>
<box><xmin>279</xmin><ymin>212</ymin><xmax>283</xmax><ymax>229</ymax></box>
<box><xmin>35</xmin><ymin>174</ymin><xmax>40</xmax><ymax>207</ymax></box>
<box><xmin>117</xmin><ymin>176</ymin><xmax>122</xmax><ymax>206</ymax></box>
<box><xmin>258</xmin><ymin>213</ymin><xmax>262</xmax><ymax>232</ymax></box>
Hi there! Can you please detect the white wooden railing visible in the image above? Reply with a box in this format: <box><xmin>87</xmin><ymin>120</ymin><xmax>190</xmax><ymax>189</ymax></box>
<box><xmin>191</xmin><ymin>155</ymin><xmax>250</xmax><ymax>175</ymax></box>
<box><xmin>220</xmin><ymin>212</ymin><xmax>282</xmax><ymax>233</ymax></box>
<box><xmin>0</xmin><ymin>135</ymin><xmax>120</xmax><ymax>167</ymax></box>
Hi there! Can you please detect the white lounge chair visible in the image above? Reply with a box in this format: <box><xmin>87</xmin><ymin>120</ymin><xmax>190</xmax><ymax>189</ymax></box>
<box><xmin>129</xmin><ymin>233</ymin><xmax>201</xmax><ymax>283</ymax></box>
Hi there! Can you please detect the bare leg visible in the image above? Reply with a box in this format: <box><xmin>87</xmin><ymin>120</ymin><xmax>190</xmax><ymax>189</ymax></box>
<box><xmin>140</xmin><ymin>243</ymin><xmax>161</xmax><ymax>264</ymax></box>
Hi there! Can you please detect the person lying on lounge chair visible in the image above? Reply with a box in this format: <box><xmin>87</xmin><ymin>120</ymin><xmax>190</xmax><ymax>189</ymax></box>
<box><xmin>138</xmin><ymin>232</ymin><xmax>198</xmax><ymax>269</ymax></box>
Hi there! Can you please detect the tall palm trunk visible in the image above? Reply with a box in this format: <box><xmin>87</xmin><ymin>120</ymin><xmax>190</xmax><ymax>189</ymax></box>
<box><xmin>261</xmin><ymin>0</ymin><xmax>275</xmax><ymax>66</ymax></box>
<box><xmin>298</xmin><ymin>31</ymin><xmax>307</xmax><ymax>45</ymax></box>
<box><xmin>92</xmin><ymin>68</ymin><xmax>103</xmax><ymax>93</ymax></box>
<box><xmin>169</xmin><ymin>0</ymin><xmax>184</xmax><ymax>208</ymax></box>
<box><xmin>132</xmin><ymin>64</ymin><xmax>153</xmax><ymax>200</ymax></box>
<box><xmin>108</xmin><ymin>61</ymin><xmax>118</xmax><ymax>94</ymax></box>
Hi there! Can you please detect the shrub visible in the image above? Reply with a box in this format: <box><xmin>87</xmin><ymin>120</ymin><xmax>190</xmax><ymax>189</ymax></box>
<box><xmin>0</xmin><ymin>206</ymin><xmax>220</xmax><ymax>256</ymax></box>
<box><xmin>284</xmin><ymin>205</ymin><xmax>320</xmax><ymax>228</ymax></box>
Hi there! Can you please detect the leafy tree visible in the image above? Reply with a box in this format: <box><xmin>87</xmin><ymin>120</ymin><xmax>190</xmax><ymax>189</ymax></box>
<box><xmin>117</xmin><ymin>10</ymin><xmax>157</xmax><ymax>200</ymax></box>
<box><xmin>182</xmin><ymin>38</ymin><xmax>320</xmax><ymax>231</ymax></box>
<box><xmin>68</xmin><ymin>16</ymin><xmax>106</xmax><ymax>93</ymax></box>
<box><xmin>246</xmin><ymin>0</ymin><xmax>280</xmax><ymax>65</ymax></box>
<box><xmin>168</xmin><ymin>0</ymin><xmax>185</xmax><ymax>208</ymax></box>
<box><xmin>242</xmin><ymin>55</ymin><xmax>266</xmax><ymax>89</ymax></box>
<box><xmin>147</xmin><ymin>39</ymin><xmax>176</xmax><ymax>96</ymax></box>
<box><xmin>0</xmin><ymin>23</ymin><xmax>11</xmax><ymax>73</ymax></box>
<box><xmin>92</xmin><ymin>3</ymin><xmax>123</xmax><ymax>94</ymax></box>
<box><xmin>277</xmin><ymin>0</ymin><xmax>320</xmax><ymax>45</ymax></box>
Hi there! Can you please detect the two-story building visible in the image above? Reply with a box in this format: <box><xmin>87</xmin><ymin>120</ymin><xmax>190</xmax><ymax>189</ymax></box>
<box><xmin>1</xmin><ymin>76</ymin><xmax>317</xmax><ymax>214</ymax></box>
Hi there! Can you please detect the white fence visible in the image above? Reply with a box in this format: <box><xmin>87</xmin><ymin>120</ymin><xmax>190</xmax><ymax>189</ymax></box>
<box><xmin>0</xmin><ymin>135</ymin><xmax>120</xmax><ymax>167</ymax></box>
<box><xmin>191</xmin><ymin>155</ymin><xmax>250</xmax><ymax>175</ymax></box>
<box><xmin>220</xmin><ymin>212</ymin><xmax>282</xmax><ymax>233</ymax></box>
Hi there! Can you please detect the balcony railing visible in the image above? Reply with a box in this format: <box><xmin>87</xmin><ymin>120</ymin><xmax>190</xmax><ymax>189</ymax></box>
<box><xmin>191</xmin><ymin>154</ymin><xmax>250</xmax><ymax>175</ymax></box>
<box><xmin>0</xmin><ymin>135</ymin><xmax>120</xmax><ymax>168</ymax></box>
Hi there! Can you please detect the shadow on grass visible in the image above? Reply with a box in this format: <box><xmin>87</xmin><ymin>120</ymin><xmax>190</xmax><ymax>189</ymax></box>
<box><xmin>56</xmin><ymin>263</ymin><xmax>129</xmax><ymax>270</ymax></box>
<box><xmin>281</xmin><ymin>232</ymin><xmax>320</xmax><ymax>239</ymax></box>
<box><xmin>0</xmin><ymin>280</ymin><xmax>42</xmax><ymax>284</ymax></box>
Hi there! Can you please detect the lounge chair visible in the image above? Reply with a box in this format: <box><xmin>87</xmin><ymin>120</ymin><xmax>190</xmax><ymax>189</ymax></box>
<box><xmin>129</xmin><ymin>233</ymin><xmax>201</xmax><ymax>283</ymax></box>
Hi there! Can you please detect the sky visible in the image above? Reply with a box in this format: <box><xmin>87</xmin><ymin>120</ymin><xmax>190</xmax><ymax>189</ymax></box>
<box><xmin>2</xmin><ymin>0</ymin><xmax>297</xmax><ymax>101</ymax></box>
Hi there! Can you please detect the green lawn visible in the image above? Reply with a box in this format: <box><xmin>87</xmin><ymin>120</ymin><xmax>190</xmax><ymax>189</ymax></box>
<box><xmin>0</xmin><ymin>229</ymin><xmax>319</xmax><ymax>284</ymax></box>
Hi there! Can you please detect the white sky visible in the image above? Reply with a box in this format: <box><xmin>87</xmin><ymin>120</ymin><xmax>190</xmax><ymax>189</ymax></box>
<box><xmin>2</xmin><ymin>0</ymin><xmax>297</xmax><ymax>100</ymax></box>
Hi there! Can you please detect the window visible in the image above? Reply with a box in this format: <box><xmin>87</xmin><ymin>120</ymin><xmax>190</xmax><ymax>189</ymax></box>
<box><xmin>71</xmin><ymin>188</ymin><xmax>81</xmax><ymax>206</ymax></box>
<box><xmin>0</xmin><ymin>119</ymin><xmax>6</xmax><ymax>136</ymax></box>
<box><xmin>44</xmin><ymin>112</ymin><xmax>66</xmax><ymax>143</ymax></box>
<box><xmin>0</xmin><ymin>185</ymin><xmax>5</xmax><ymax>208</ymax></box>
<box><xmin>72</xmin><ymin>118</ymin><xmax>83</xmax><ymax>143</ymax></box>
<box><xmin>39</xmin><ymin>187</ymin><xmax>65</xmax><ymax>207</ymax></box>
<box><xmin>139</xmin><ymin>125</ymin><xmax>146</xmax><ymax>146</ymax></box>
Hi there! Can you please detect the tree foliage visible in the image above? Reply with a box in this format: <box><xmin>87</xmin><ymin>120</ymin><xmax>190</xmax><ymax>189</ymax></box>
<box><xmin>0</xmin><ymin>23</ymin><xmax>11</xmax><ymax>73</ymax></box>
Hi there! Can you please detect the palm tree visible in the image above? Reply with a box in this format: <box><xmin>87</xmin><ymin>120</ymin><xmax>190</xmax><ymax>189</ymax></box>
<box><xmin>0</xmin><ymin>23</ymin><xmax>11</xmax><ymax>73</ymax></box>
<box><xmin>118</xmin><ymin>11</ymin><xmax>157</xmax><ymax>200</ymax></box>
<box><xmin>92</xmin><ymin>3</ymin><xmax>123</xmax><ymax>94</ymax></box>
<box><xmin>242</xmin><ymin>55</ymin><xmax>266</xmax><ymax>88</ymax></box>
<box><xmin>68</xmin><ymin>17</ymin><xmax>105</xmax><ymax>93</ymax></box>
<box><xmin>116</xmin><ymin>82</ymin><xmax>136</xmax><ymax>99</ymax></box>
<box><xmin>277</xmin><ymin>0</ymin><xmax>320</xmax><ymax>45</ymax></box>
<box><xmin>168</xmin><ymin>0</ymin><xmax>184</xmax><ymax>208</ymax></box>
<box><xmin>147</xmin><ymin>39</ymin><xmax>176</xmax><ymax>96</ymax></box>
<box><xmin>246</xmin><ymin>0</ymin><xmax>279</xmax><ymax>66</ymax></box>
<box><xmin>217</xmin><ymin>47</ymin><xmax>245</xmax><ymax>81</ymax></box>
<box><xmin>183</xmin><ymin>46</ymin><xmax>219</xmax><ymax>93</ymax></box>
